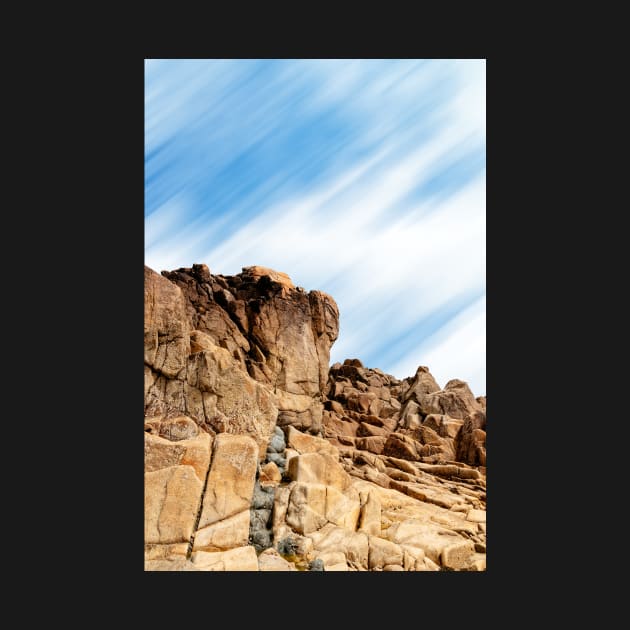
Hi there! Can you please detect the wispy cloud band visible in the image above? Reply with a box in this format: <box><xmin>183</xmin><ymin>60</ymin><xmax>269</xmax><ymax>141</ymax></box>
<box><xmin>145</xmin><ymin>59</ymin><xmax>486</xmax><ymax>395</ymax></box>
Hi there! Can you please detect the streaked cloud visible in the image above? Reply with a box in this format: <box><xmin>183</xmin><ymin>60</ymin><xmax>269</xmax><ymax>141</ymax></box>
<box><xmin>145</xmin><ymin>59</ymin><xmax>486</xmax><ymax>395</ymax></box>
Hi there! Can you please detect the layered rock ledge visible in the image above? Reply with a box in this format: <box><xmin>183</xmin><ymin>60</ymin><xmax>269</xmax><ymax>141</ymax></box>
<box><xmin>144</xmin><ymin>264</ymin><xmax>486</xmax><ymax>571</ymax></box>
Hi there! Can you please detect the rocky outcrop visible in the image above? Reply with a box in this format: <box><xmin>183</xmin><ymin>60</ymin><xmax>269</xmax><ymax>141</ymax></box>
<box><xmin>144</xmin><ymin>263</ymin><xmax>486</xmax><ymax>571</ymax></box>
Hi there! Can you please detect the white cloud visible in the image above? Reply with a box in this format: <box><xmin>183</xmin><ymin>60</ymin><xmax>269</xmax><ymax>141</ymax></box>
<box><xmin>387</xmin><ymin>295</ymin><xmax>486</xmax><ymax>396</ymax></box>
<box><xmin>145</xmin><ymin>59</ymin><xmax>486</xmax><ymax>393</ymax></box>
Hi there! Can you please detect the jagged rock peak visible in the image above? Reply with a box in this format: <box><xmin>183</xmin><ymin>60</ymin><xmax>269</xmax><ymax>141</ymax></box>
<box><xmin>145</xmin><ymin>263</ymin><xmax>486</xmax><ymax>572</ymax></box>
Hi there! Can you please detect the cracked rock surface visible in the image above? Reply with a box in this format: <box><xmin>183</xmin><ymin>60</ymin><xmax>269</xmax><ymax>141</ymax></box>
<box><xmin>145</xmin><ymin>264</ymin><xmax>486</xmax><ymax>571</ymax></box>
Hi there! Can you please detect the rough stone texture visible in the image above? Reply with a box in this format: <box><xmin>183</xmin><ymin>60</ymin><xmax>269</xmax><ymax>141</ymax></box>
<box><xmin>466</xmin><ymin>509</ymin><xmax>486</xmax><ymax>523</ymax></box>
<box><xmin>357</xmin><ymin>490</ymin><xmax>382</xmax><ymax>536</ymax></box>
<box><xmin>369</xmin><ymin>536</ymin><xmax>404</xmax><ymax>570</ymax></box>
<box><xmin>285</xmin><ymin>425</ymin><xmax>338</xmax><ymax>458</ymax></box>
<box><xmin>258</xmin><ymin>547</ymin><xmax>298</xmax><ymax>571</ymax></box>
<box><xmin>422</xmin><ymin>414</ymin><xmax>464</xmax><ymax>439</ymax></box>
<box><xmin>144</xmin><ymin>266</ymin><xmax>191</xmax><ymax>378</ymax></box>
<box><xmin>190</xmin><ymin>545</ymin><xmax>259</xmax><ymax>571</ymax></box>
<box><xmin>144</xmin><ymin>415</ymin><xmax>201</xmax><ymax>441</ymax></box>
<box><xmin>193</xmin><ymin>509</ymin><xmax>251</xmax><ymax>551</ymax></box>
<box><xmin>160</xmin><ymin>264</ymin><xmax>339</xmax><ymax>432</ymax></box>
<box><xmin>457</xmin><ymin>410</ymin><xmax>487</xmax><ymax>467</ymax></box>
<box><xmin>145</xmin><ymin>557</ymin><xmax>204</xmax><ymax>571</ymax></box>
<box><xmin>418</xmin><ymin>379</ymin><xmax>482</xmax><ymax>420</ymax></box>
<box><xmin>144</xmin><ymin>430</ymin><xmax>212</xmax><ymax>482</ymax></box>
<box><xmin>185</xmin><ymin>343</ymin><xmax>279</xmax><ymax>456</ymax></box>
<box><xmin>144</xmin><ymin>543</ymin><xmax>189</xmax><ymax>560</ymax></box>
<box><xmin>308</xmin><ymin>524</ymin><xmax>370</xmax><ymax>571</ymax></box>
<box><xmin>330</xmin><ymin>485</ymin><xmax>361</xmax><ymax>530</ymax></box>
<box><xmin>144</xmin><ymin>465</ymin><xmax>203</xmax><ymax>545</ymax></box>
<box><xmin>198</xmin><ymin>434</ymin><xmax>258</xmax><ymax>529</ymax></box>
<box><xmin>441</xmin><ymin>540</ymin><xmax>476</xmax><ymax>570</ymax></box>
<box><xmin>382</xmin><ymin>433</ymin><xmax>421</xmax><ymax>461</ymax></box>
<box><xmin>286</xmin><ymin>482</ymin><xmax>328</xmax><ymax>535</ymax></box>
<box><xmin>403</xmin><ymin>366</ymin><xmax>441</xmax><ymax>403</ymax></box>
<box><xmin>192</xmin><ymin>434</ymin><xmax>258</xmax><ymax>551</ymax></box>
<box><xmin>287</xmin><ymin>452</ymin><xmax>351</xmax><ymax>491</ymax></box>
<box><xmin>144</xmin><ymin>262</ymin><xmax>486</xmax><ymax>571</ymax></box>
<box><xmin>259</xmin><ymin>461</ymin><xmax>282</xmax><ymax>486</ymax></box>
<box><xmin>385</xmin><ymin>519</ymin><xmax>471</xmax><ymax>566</ymax></box>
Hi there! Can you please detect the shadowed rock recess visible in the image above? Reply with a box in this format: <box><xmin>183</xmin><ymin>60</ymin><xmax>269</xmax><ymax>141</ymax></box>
<box><xmin>145</xmin><ymin>264</ymin><xmax>486</xmax><ymax>571</ymax></box>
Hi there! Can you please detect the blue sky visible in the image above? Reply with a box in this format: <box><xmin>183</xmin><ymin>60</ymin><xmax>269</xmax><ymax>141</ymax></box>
<box><xmin>145</xmin><ymin>59</ymin><xmax>486</xmax><ymax>396</ymax></box>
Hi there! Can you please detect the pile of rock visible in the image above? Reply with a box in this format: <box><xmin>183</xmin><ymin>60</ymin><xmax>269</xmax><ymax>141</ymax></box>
<box><xmin>144</xmin><ymin>264</ymin><xmax>486</xmax><ymax>571</ymax></box>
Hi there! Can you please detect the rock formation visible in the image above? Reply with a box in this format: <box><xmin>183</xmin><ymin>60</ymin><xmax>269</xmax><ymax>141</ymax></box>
<box><xmin>145</xmin><ymin>264</ymin><xmax>486</xmax><ymax>571</ymax></box>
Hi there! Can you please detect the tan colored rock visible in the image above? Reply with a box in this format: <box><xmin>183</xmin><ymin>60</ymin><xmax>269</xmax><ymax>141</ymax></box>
<box><xmin>144</xmin><ymin>543</ymin><xmax>189</xmax><ymax>560</ymax></box>
<box><xmin>423</xmin><ymin>557</ymin><xmax>441</xmax><ymax>571</ymax></box>
<box><xmin>357</xmin><ymin>422</ymin><xmax>389</xmax><ymax>438</ymax></box>
<box><xmin>325</xmin><ymin>485</ymin><xmax>361</xmax><ymax>531</ymax></box>
<box><xmin>272</xmin><ymin>483</ymin><xmax>294</xmax><ymax>540</ymax></box>
<box><xmin>275</xmin><ymin>532</ymin><xmax>314</xmax><ymax>564</ymax></box>
<box><xmin>357</xmin><ymin>490</ymin><xmax>382</xmax><ymax>536</ymax></box>
<box><xmin>418</xmin><ymin>425</ymin><xmax>443</xmax><ymax>446</ymax></box>
<box><xmin>193</xmin><ymin>509</ymin><xmax>251</xmax><ymax>551</ymax></box>
<box><xmin>197</xmin><ymin>433</ymin><xmax>258</xmax><ymax>530</ymax></box>
<box><xmin>191</xmin><ymin>545</ymin><xmax>259</xmax><ymax>571</ymax></box>
<box><xmin>418</xmin><ymin>379</ymin><xmax>482</xmax><ymax>420</ymax></box>
<box><xmin>145</xmin><ymin>557</ymin><xmax>203</xmax><ymax>571</ymax></box>
<box><xmin>382</xmin><ymin>433</ymin><xmax>420</xmax><ymax>461</ymax></box>
<box><xmin>188</xmin><ymin>345</ymin><xmax>278</xmax><ymax>456</ymax></box>
<box><xmin>399</xmin><ymin>400</ymin><xmax>423</xmax><ymax>430</ymax></box>
<box><xmin>144</xmin><ymin>415</ymin><xmax>200</xmax><ymax>441</ymax></box>
<box><xmin>457</xmin><ymin>411</ymin><xmax>487</xmax><ymax>466</ymax></box>
<box><xmin>285</xmin><ymin>425</ymin><xmax>338</xmax><ymax>458</ymax></box>
<box><xmin>320</xmin><ymin>551</ymin><xmax>349</xmax><ymax>572</ymax></box>
<box><xmin>275</xmin><ymin>391</ymin><xmax>324</xmax><ymax>435</ymax></box>
<box><xmin>389</xmin><ymin>479</ymin><xmax>463</xmax><ymax>510</ymax></box>
<box><xmin>308</xmin><ymin>523</ymin><xmax>369</xmax><ymax>570</ymax></box>
<box><xmin>466</xmin><ymin>509</ymin><xmax>486</xmax><ymax>523</ymax></box>
<box><xmin>318</xmin><ymin>551</ymin><xmax>347</xmax><ymax>571</ymax></box>
<box><xmin>259</xmin><ymin>461</ymin><xmax>282</xmax><ymax>486</ymax></box>
<box><xmin>285</xmin><ymin>447</ymin><xmax>299</xmax><ymax>467</ymax></box>
<box><xmin>242</xmin><ymin>265</ymin><xmax>295</xmax><ymax>290</ymax></box>
<box><xmin>144</xmin><ymin>431</ymin><xmax>212</xmax><ymax>482</ymax></box>
<box><xmin>465</xmin><ymin>552</ymin><xmax>486</xmax><ymax>571</ymax></box>
<box><xmin>287</xmin><ymin>452</ymin><xmax>350</xmax><ymax>491</ymax></box>
<box><xmin>257</xmin><ymin>548</ymin><xmax>298</xmax><ymax>571</ymax></box>
<box><xmin>422</xmin><ymin>414</ymin><xmax>464</xmax><ymax>439</ymax></box>
<box><xmin>145</xmin><ymin>465</ymin><xmax>203</xmax><ymax>544</ymax></box>
<box><xmin>326</xmin><ymin>400</ymin><xmax>345</xmax><ymax>414</ymax></box>
<box><xmin>441</xmin><ymin>540</ymin><xmax>476</xmax><ymax>570</ymax></box>
<box><xmin>403</xmin><ymin>366</ymin><xmax>441</xmax><ymax>403</ymax></box>
<box><xmin>428</xmin><ymin>511</ymin><xmax>479</xmax><ymax>535</ymax></box>
<box><xmin>145</xmin><ymin>331</ymin><xmax>278</xmax><ymax>455</ymax></box>
<box><xmin>144</xmin><ymin>266</ymin><xmax>191</xmax><ymax>378</ymax></box>
<box><xmin>355</xmin><ymin>436</ymin><xmax>387</xmax><ymax>455</ymax></box>
<box><xmin>286</xmin><ymin>482</ymin><xmax>328</xmax><ymax>535</ymax></box>
<box><xmin>369</xmin><ymin>536</ymin><xmax>403</xmax><ymax>570</ymax></box>
<box><xmin>189</xmin><ymin>330</ymin><xmax>219</xmax><ymax>354</ymax></box>
<box><xmin>246</xmin><ymin>283</ymin><xmax>338</xmax><ymax>398</ymax></box>
<box><xmin>161</xmin><ymin>265</ymin><xmax>250</xmax><ymax>370</ymax></box>
<box><xmin>401</xmin><ymin>544</ymin><xmax>425</xmax><ymax>570</ymax></box>
<box><xmin>322</xmin><ymin>412</ymin><xmax>360</xmax><ymax>438</ymax></box>
<box><xmin>385</xmin><ymin>519</ymin><xmax>467</xmax><ymax>565</ymax></box>
<box><xmin>385</xmin><ymin>457</ymin><xmax>421</xmax><ymax>475</ymax></box>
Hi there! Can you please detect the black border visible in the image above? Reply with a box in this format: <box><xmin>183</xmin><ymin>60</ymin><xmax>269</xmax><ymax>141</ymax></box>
<box><xmin>69</xmin><ymin>52</ymin><xmax>547</xmax><ymax>606</ymax></box>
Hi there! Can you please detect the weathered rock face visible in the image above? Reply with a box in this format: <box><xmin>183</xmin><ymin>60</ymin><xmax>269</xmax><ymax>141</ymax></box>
<box><xmin>144</xmin><ymin>263</ymin><xmax>486</xmax><ymax>571</ymax></box>
<box><xmin>145</xmin><ymin>264</ymin><xmax>339</xmax><ymax>450</ymax></box>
